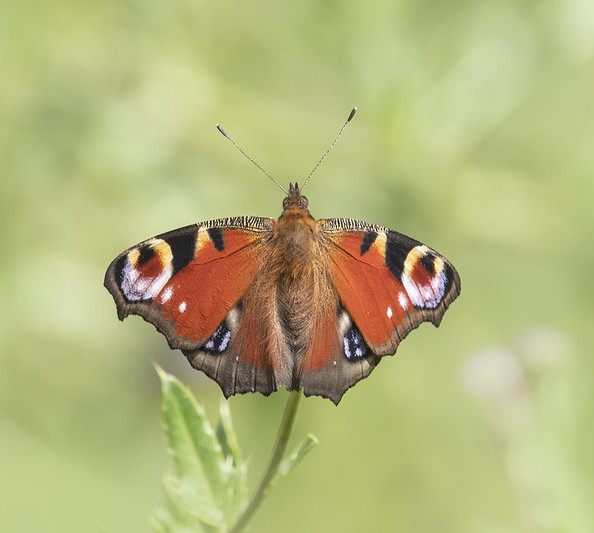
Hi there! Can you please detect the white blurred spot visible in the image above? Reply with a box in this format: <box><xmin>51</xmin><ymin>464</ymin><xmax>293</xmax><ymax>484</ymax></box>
<box><xmin>515</xmin><ymin>326</ymin><xmax>572</xmax><ymax>371</ymax></box>
<box><xmin>461</xmin><ymin>347</ymin><xmax>526</xmax><ymax>405</ymax></box>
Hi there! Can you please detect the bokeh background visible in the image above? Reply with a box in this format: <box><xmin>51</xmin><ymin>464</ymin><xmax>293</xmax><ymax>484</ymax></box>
<box><xmin>2</xmin><ymin>0</ymin><xmax>593</xmax><ymax>531</ymax></box>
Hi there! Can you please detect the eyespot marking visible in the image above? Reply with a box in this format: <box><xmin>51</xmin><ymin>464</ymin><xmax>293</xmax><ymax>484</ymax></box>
<box><xmin>402</xmin><ymin>245</ymin><xmax>448</xmax><ymax>309</ymax></box>
<box><xmin>120</xmin><ymin>254</ymin><xmax>173</xmax><ymax>302</ymax></box>
<box><xmin>343</xmin><ymin>325</ymin><xmax>368</xmax><ymax>361</ymax></box>
<box><xmin>137</xmin><ymin>246</ymin><xmax>156</xmax><ymax>265</ymax></box>
<box><xmin>202</xmin><ymin>321</ymin><xmax>232</xmax><ymax>355</ymax></box>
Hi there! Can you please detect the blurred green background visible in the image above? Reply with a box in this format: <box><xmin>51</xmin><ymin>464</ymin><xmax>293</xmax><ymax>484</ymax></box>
<box><xmin>1</xmin><ymin>0</ymin><xmax>593</xmax><ymax>531</ymax></box>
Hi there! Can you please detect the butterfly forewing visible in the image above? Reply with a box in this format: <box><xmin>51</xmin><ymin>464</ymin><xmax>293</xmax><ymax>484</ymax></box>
<box><xmin>320</xmin><ymin>217</ymin><xmax>461</xmax><ymax>355</ymax></box>
<box><xmin>104</xmin><ymin>217</ymin><xmax>274</xmax><ymax>351</ymax></box>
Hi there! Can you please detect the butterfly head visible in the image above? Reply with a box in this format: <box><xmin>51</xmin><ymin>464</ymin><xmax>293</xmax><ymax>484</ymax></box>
<box><xmin>282</xmin><ymin>182</ymin><xmax>309</xmax><ymax>213</ymax></box>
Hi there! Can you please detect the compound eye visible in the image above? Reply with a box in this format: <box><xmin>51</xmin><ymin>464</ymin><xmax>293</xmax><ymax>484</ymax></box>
<box><xmin>300</xmin><ymin>196</ymin><xmax>308</xmax><ymax>209</ymax></box>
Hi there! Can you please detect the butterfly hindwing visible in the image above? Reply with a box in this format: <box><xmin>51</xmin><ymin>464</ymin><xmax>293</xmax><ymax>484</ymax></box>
<box><xmin>297</xmin><ymin>304</ymin><xmax>382</xmax><ymax>404</ymax></box>
<box><xmin>182</xmin><ymin>302</ymin><xmax>282</xmax><ymax>400</ymax></box>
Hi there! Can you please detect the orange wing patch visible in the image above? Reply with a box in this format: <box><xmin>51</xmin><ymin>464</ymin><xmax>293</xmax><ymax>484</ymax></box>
<box><xmin>328</xmin><ymin>233</ymin><xmax>409</xmax><ymax>349</ymax></box>
<box><xmin>158</xmin><ymin>229</ymin><xmax>262</xmax><ymax>344</ymax></box>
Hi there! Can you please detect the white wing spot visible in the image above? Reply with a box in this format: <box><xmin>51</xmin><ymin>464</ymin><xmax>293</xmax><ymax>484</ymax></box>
<box><xmin>235</xmin><ymin>355</ymin><xmax>240</xmax><ymax>362</ymax></box>
<box><xmin>386</xmin><ymin>306</ymin><xmax>393</xmax><ymax>319</ymax></box>
<box><xmin>178</xmin><ymin>301</ymin><xmax>187</xmax><ymax>313</ymax></box>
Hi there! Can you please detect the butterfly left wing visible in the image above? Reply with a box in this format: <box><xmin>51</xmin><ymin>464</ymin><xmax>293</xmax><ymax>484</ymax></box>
<box><xmin>104</xmin><ymin>217</ymin><xmax>287</xmax><ymax>397</ymax></box>
<box><xmin>298</xmin><ymin>218</ymin><xmax>460</xmax><ymax>404</ymax></box>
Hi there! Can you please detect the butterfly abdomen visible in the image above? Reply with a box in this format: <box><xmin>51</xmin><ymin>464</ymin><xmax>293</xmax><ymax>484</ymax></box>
<box><xmin>262</xmin><ymin>209</ymin><xmax>342</xmax><ymax>381</ymax></box>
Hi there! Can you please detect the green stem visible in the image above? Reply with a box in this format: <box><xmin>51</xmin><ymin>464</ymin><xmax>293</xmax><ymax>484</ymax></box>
<box><xmin>229</xmin><ymin>390</ymin><xmax>302</xmax><ymax>533</ymax></box>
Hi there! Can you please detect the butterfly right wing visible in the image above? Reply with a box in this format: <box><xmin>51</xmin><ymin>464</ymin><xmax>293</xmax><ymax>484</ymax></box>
<box><xmin>298</xmin><ymin>218</ymin><xmax>460</xmax><ymax>404</ymax></box>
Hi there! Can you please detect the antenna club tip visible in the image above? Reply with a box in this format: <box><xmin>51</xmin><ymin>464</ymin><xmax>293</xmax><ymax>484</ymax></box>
<box><xmin>347</xmin><ymin>107</ymin><xmax>357</xmax><ymax>122</ymax></box>
<box><xmin>216</xmin><ymin>124</ymin><xmax>227</xmax><ymax>137</ymax></box>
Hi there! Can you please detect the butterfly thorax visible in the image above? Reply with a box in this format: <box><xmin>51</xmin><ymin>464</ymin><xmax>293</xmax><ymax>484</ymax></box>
<box><xmin>271</xmin><ymin>183</ymin><xmax>317</xmax><ymax>276</ymax></box>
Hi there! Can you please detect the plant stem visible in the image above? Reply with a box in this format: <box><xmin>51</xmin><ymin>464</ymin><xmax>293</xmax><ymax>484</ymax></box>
<box><xmin>229</xmin><ymin>390</ymin><xmax>302</xmax><ymax>533</ymax></box>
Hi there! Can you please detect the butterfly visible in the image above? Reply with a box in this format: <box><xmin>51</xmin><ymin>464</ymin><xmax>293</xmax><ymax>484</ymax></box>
<box><xmin>104</xmin><ymin>110</ymin><xmax>460</xmax><ymax>404</ymax></box>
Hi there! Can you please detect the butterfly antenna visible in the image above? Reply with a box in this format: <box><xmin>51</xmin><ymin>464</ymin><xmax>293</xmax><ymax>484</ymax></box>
<box><xmin>216</xmin><ymin>124</ymin><xmax>288</xmax><ymax>195</ymax></box>
<box><xmin>301</xmin><ymin>107</ymin><xmax>357</xmax><ymax>192</ymax></box>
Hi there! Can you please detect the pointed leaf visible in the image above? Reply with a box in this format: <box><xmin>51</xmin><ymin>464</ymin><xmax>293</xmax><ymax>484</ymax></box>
<box><xmin>155</xmin><ymin>366</ymin><xmax>230</xmax><ymax>525</ymax></box>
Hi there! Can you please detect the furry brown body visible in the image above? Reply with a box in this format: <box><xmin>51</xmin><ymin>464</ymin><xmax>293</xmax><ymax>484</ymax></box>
<box><xmin>239</xmin><ymin>185</ymin><xmax>339</xmax><ymax>387</ymax></box>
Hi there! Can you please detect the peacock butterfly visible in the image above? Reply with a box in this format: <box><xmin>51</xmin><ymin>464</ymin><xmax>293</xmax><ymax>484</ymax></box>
<box><xmin>104</xmin><ymin>109</ymin><xmax>460</xmax><ymax>404</ymax></box>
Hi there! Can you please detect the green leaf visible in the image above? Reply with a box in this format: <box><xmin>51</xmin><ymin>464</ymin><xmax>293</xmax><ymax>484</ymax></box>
<box><xmin>265</xmin><ymin>433</ymin><xmax>319</xmax><ymax>498</ymax></box>
<box><xmin>153</xmin><ymin>369</ymin><xmax>317</xmax><ymax>533</ymax></box>
<box><xmin>155</xmin><ymin>366</ymin><xmax>230</xmax><ymax>529</ymax></box>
